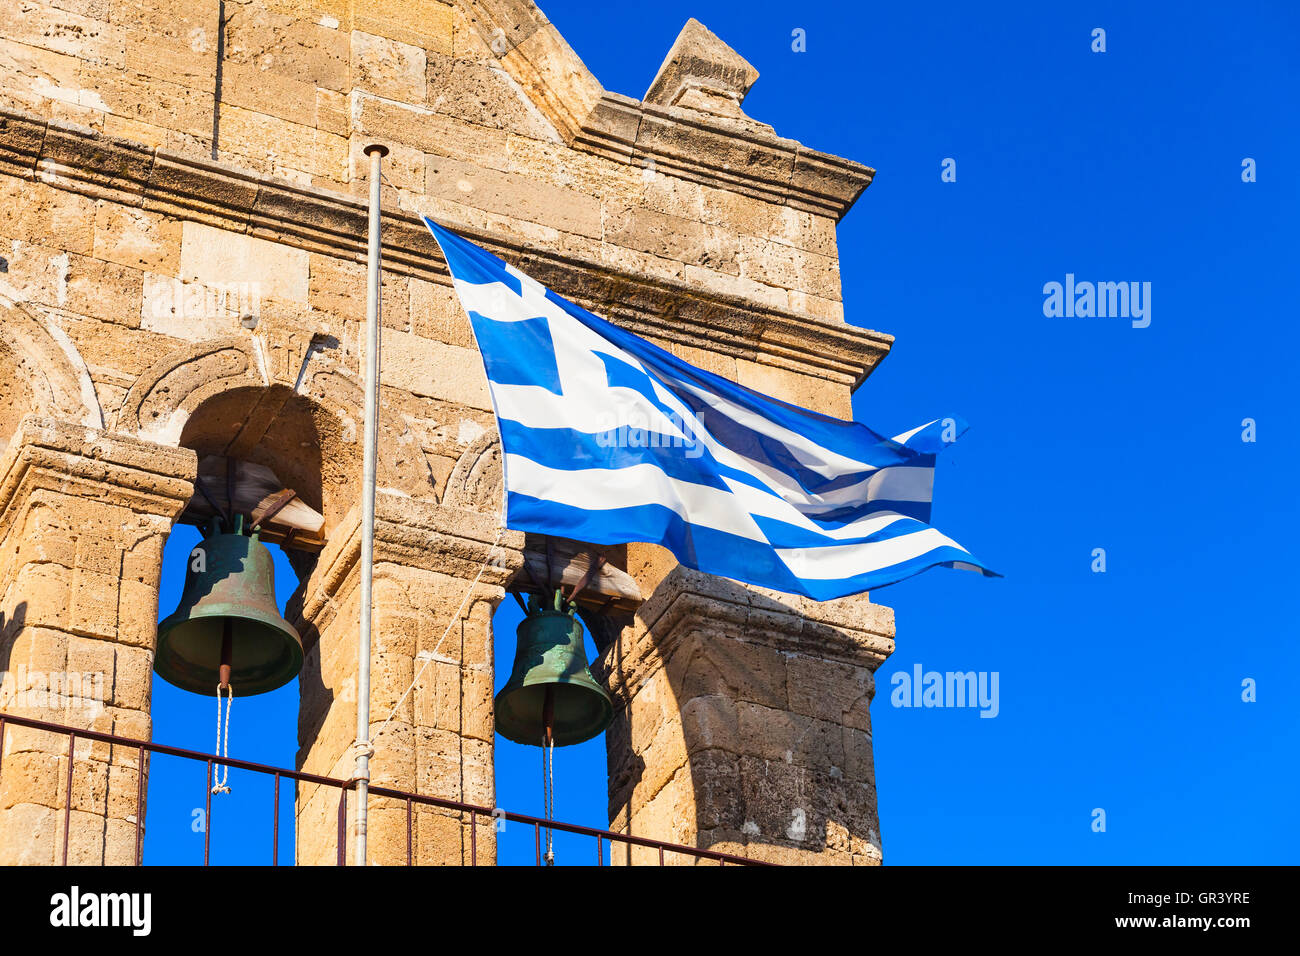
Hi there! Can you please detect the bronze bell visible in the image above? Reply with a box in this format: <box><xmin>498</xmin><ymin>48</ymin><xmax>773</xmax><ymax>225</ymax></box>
<box><xmin>155</xmin><ymin>517</ymin><xmax>303</xmax><ymax>696</ymax></box>
<box><xmin>495</xmin><ymin>591</ymin><xmax>613</xmax><ymax>747</ymax></box>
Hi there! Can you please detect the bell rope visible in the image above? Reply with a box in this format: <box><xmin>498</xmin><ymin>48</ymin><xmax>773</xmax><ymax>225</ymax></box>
<box><xmin>211</xmin><ymin>682</ymin><xmax>233</xmax><ymax>795</ymax></box>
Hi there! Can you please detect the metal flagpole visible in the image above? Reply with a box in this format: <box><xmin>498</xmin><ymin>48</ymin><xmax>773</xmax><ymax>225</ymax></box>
<box><xmin>355</xmin><ymin>142</ymin><xmax>388</xmax><ymax>866</ymax></box>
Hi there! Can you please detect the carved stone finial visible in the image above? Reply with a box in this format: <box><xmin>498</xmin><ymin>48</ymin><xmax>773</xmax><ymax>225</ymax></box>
<box><xmin>643</xmin><ymin>18</ymin><xmax>759</xmax><ymax>117</ymax></box>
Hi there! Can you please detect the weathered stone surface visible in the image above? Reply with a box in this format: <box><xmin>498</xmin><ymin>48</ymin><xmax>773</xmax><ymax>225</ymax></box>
<box><xmin>0</xmin><ymin>0</ymin><xmax>897</xmax><ymax>869</ymax></box>
<box><xmin>601</xmin><ymin>567</ymin><xmax>895</xmax><ymax>864</ymax></box>
<box><xmin>643</xmin><ymin>18</ymin><xmax>758</xmax><ymax>112</ymax></box>
<box><xmin>0</xmin><ymin>417</ymin><xmax>192</xmax><ymax>864</ymax></box>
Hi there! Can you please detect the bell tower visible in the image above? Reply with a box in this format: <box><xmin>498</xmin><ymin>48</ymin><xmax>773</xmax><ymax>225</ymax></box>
<box><xmin>0</xmin><ymin>0</ymin><xmax>893</xmax><ymax>865</ymax></box>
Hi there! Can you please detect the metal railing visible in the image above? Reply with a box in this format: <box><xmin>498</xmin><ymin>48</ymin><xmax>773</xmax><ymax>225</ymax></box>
<box><xmin>0</xmin><ymin>712</ymin><xmax>767</xmax><ymax>866</ymax></box>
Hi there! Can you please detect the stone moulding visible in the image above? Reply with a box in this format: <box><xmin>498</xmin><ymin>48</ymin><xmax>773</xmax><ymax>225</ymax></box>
<box><xmin>457</xmin><ymin>2</ymin><xmax>875</xmax><ymax>219</ymax></box>
<box><xmin>575</xmin><ymin>93</ymin><xmax>875</xmax><ymax>218</ymax></box>
<box><xmin>0</xmin><ymin>106</ymin><xmax>893</xmax><ymax>390</ymax></box>
<box><xmin>0</xmin><ymin>293</ymin><xmax>103</xmax><ymax>432</ymax></box>
<box><xmin>288</xmin><ymin>490</ymin><xmax>524</xmax><ymax>654</ymax></box>
<box><xmin>0</xmin><ymin>417</ymin><xmax>197</xmax><ymax>546</ymax></box>
<box><xmin>599</xmin><ymin>566</ymin><xmax>897</xmax><ymax>707</ymax></box>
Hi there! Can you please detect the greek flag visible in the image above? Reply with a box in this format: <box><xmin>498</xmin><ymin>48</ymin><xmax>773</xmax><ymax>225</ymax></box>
<box><xmin>426</xmin><ymin>219</ymin><xmax>995</xmax><ymax>600</ymax></box>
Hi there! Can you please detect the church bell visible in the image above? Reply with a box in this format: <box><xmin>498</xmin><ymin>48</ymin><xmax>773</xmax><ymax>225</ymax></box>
<box><xmin>495</xmin><ymin>591</ymin><xmax>613</xmax><ymax>747</ymax></box>
<box><xmin>155</xmin><ymin>517</ymin><xmax>303</xmax><ymax>696</ymax></box>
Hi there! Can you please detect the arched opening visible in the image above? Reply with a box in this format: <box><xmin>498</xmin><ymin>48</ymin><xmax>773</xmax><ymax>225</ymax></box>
<box><xmin>491</xmin><ymin>597</ymin><xmax>611</xmax><ymax>864</ymax></box>
<box><xmin>142</xmin><ymin>382</ymin><xmax>337</xmax><ymax>865</ymax></box>
<box><xmin>488</xmin><ymin>537</ymin><xmax>641</xmax><ymax>864</ymax></box>
<box><xmin>144</xmin><ymin>524</ymin><xmax>302</xmax><ymax>864</ymax></box>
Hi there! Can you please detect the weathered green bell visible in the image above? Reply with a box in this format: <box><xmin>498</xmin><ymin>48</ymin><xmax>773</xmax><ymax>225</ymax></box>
<box><xmin>155</xmin><ymin>517</ymin><xmax>303</xmax><ymax>696</ymax></box>
<box><xmin>495</xmin><ymin>591</ymin><xmax>613</xmax><ymax>747</ymax></box>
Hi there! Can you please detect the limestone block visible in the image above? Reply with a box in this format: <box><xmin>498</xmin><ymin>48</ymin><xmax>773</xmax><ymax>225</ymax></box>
<box><xmin>92</xmin><ymin>202</ymin><xmax>181</xmax><ymax>273</ymax></box>
<box><xmin>788</xmin><ymin>289</ymin><xmax>845</xmax><ymax>323</ymax></box>
<box><xmin>426</xmin><ymin>51</ymin><xmax>555</xmax><ymax>139</ymax></box>
<box><xmin>215</xmin><ymin>105</ymin><xmax>348</xmax><ymax>185</ymax></box>
<box><xmin>0</xmin><ymin>175</ymin><xmax>97</xmax><ymax>255</ymax></box>
<box><xmin>218</xmin><ymin>60</ymin><xmax>319</xmax><ymax>128</ymax></box>
<box><xmin>425</xmin><ymin>154</ymin><xmax>601</xmax><ymax>239</ymax></box>
<box><xmin>643</xmin><ymin>18</ymin><xmax>759</xmax><ymax>110</ymax></box>
<box><xmin>351</xmin><ymin>30</ymin><xmax>426</xmax><ymax>103</ymax></box>
<box><xmin>604</xmin><ymin>204</ymin><xmax>739</xmax><ymax>275</ymax></box>
<box><xmin>0</xmin><ymin>2</ymin><xmax>125</xmax><ymax>68</ymax></box>
<box><xmin>315</xmin><ymin>88</ymin><xmax>347</xmax><ymax>136</ymax></box>
<box><xmin>379</xmin><ymin>328</ymin><xmax>490</xmax><ymax>410</ymax></box>
<box><xmin>179</xmin><ymin>219</ymin><xmax>308</xmax><ymax>304</ymax></box>
<box><xmin>786</xmin><ymin>654</ymin><xmax>875</xmax><ymax>731</ymax></box>
<box><xmin>354</xmin><ymin>92</ymin><xmax>511</xmax><ymax>172</ymax></box>
<box><xmin>0</xmin><ymin>802</ymin><xmax>58</xmax><ymax>864</ymax></box>
<box><xmin>76</xmin><ymin>63</ymin><xmax>215</xmax><ymax>139</ymax></box>
<box><xmin>737</xmin><ymin>234</ymin><xmax>842</xmax><ymax>301</ymax></box>
<box><xmin>735</xmin><ymin>358</ymin><xmax>852</xmax><ymax>418</ymax></box>
<box><xmin>0</xmin><ymin>38</ymin><xmax>83</xmax><ymax>121</ymax></box>
<box><xmin>0</xmin><ymin>749</ymin><xmax>64</xmax><ymax>811</ymax></box>
<box><xmin>353</xmin><ymin>0</ymin><xmax>454</xmax><ymax>56</ymax></box>
<box><xmin>123</xmin><ymin>30</ymin><xmax>215</xmax><ymax>90</ymax></box>
<box><xmin>224</xmin><ymin>6</ymin><xmax>350</xmax><ymax>93</ymax></box>
<box><xmin>408</xmin><ymin>277</ymin><xmax>474</xmax><ymax>349</ymax></box>
<box><xmin>308</xmin><ymin>252</ymin><xmax>409</xmax><ymax>328</ymax></box>
<box><xmin>664</xmin><ymin>629</ymin><xmax>789</xmax><ymax>712</ymax></box>
<box><xmin>414</xmin><ymin>805</ymin><xmax>469</xmax><ymax>865</ymax></box>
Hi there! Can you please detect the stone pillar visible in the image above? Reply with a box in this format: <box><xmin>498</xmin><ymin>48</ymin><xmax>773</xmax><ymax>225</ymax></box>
<box><xmin>600</xmin><ymin>567</ymin><xmax>895</xmax><ymax>865</ymax></box>
<box><xmin>0</xmin><ymin>416</ymin><xmax>195</xmax><ymax>864</ymax></box>
<box><xmin>292</xmin><ymin>491</ymin><xmax>522</xmax><ymax>865</ymax></box>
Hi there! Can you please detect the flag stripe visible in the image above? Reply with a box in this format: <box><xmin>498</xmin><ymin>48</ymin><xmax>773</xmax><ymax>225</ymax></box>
<box><xmin>426</xmin><ymin>218</ymin><xmax>996</xmax><ymax>599</ymax></box>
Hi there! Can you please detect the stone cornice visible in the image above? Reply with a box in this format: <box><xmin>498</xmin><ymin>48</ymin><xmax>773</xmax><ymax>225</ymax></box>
<box><xmin>597</xmin><ymin>566</ymin><xmax>897</xmax><ymax>703</ymax></box>
<box><xmin>0</xmin><ymin>417</ymin><xmax>196</xmax><ymax>545</ymax></box>
<box><xmin>575</xmin><ymin>92</ymin><xmax>875</xmax><ymax>220</ymax></box>
<box><xmin>287</xmin><ymin>491</ymin><xmax>524</xmax><ymax>653</ymax></box>
<box><xmin>0</xmin><ymin>107</ymin><xmax>891</xmax><ymax>389</ymax></box>
<box><xmin>456</xmin><ymin>3</ymin><xmax>874</xmax><ymax>220</ymax></box>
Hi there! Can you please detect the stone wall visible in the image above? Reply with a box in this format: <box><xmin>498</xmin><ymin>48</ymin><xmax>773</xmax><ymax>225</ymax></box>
<box><xmin>0</xmin><ymin>0</ymin><xmax>899</xmax><ymax>864</ymax></box>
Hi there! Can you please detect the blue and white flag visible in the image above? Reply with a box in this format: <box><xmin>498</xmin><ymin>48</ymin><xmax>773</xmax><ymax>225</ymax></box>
<box><xmin>425</xmin><ymin>219</ymin><xmax>995</xmax><ymax>600</ymax></box>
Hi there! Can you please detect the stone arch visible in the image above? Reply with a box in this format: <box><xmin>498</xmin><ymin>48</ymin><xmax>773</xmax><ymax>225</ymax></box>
<box><xmin>0</xmin><ymin>291</ymin><xmax>103</xmax><ymax>450</ymax></box>
<box><xmin>442</xmin><ymin>430</ymin><xmax>504</xmax><ymax>514</ymax></box>
<box><xmin>114</xmin><ymin>335</ymin><xmax>435</xmax><ymax>535</ymax></box>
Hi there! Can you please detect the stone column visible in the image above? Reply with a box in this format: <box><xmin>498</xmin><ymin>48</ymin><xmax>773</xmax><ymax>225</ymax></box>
<box><xmin>292</xmin><ymin>491</ymin><xmax>522</xmax><ymax>865</ymax></box>
<box><xmin>600</xmin><ymin>567</ymin><xmax>895</xmax><ymax>865</ymax></box>
<box><xmin>0</xmin><ymin>416</ymin><xmax>195</xmax><ymax>864</ymax></box>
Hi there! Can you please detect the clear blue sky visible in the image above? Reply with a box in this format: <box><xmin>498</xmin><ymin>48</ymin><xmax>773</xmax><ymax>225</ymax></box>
<box><xmin>146</xmin><ymin>0</ymin><xmax>1299</xmax><ymax>864</ymax></box>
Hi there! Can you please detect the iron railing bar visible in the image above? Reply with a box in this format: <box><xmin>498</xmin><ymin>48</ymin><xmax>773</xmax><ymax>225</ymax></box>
<box><xmin>0</xmin><ymin>713</ymin><xmax>353</xmax><ymax>787</ymax></box>
<box><xmin>534</xmin><ymin>822</ymin><xmax>541</xmax><ymax>866</ymax></box>
<box><xmin>659</xmin><ymin>846</ymin><xmax>665</xmax><ymax>866</ymax></box>
<box><xmin>135</xmin><ymin>744</ymin><xmax>145</xmax><ymax>865</ymax></box>
<box><xmin>365</xmin><ymin>786</ymin><xmax>761</xmax><ymax>862</ymax></box>
<box><xmin>272</xmin><ymin>773</ymin><xmax>280</xmax><ymax>867</ymax></box>
<box><xmin>0</xmin><ymin>711</ymin><xmax>769</xmax><ymax>866</ymax></box>
<box><xmin>204</xmin><ymin>760</ymin><xmax>212</xmax><ymax>866</ymax></box>
<box><xmin>406</xmin><ymin>797</ymin><xmax>412</xmax><ymax>866</ymax></box>
<box><xmin>597</xmin><ymin>834</ymin><xmax>602</xmax><ymax>867</ymax></box>
<box><xmin>0</xmin><ymin>716</ymin><xmax>6</xmax><ymax>779</ymax></box>
<box><xmin>62</xmin><ymin>732</ymin><xmax>75</xmax><ymax>865</ymax></box>
<box><xmin>470</xmin><ymin>810</ymin><xmax>477</xmax><ymax>866</ymax></box>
